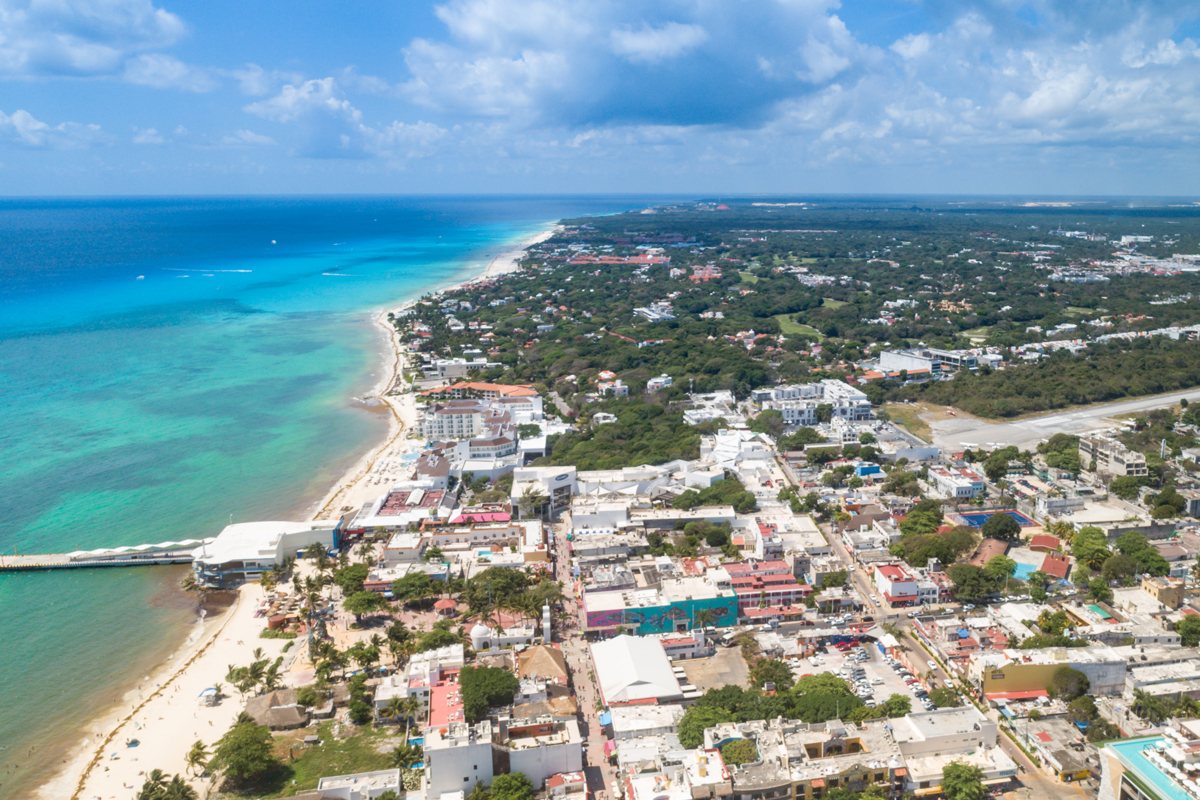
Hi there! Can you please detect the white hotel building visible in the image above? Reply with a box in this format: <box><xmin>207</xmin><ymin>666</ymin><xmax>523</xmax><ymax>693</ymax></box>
<box><xmin>750</xmin><ymin>379</ymin><xmax>872</xmax><ymax>426</ymax></box>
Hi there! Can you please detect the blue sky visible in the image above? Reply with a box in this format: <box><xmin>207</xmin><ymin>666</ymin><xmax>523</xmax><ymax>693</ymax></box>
<box><xmin>1</xmin><ymin>0</ymin><xmax>1199</xmax><ymax>195</ymax></box>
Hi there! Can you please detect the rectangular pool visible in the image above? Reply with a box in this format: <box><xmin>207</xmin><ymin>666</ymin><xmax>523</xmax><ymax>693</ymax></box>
<box><xmin>1108</xmin><ymin>737</ymin><xmax>1189</xmax><ymax>800</ymax></box>
<box><xmin>958</xmin><ymin>510</ymin><xmax>1036</xmax><ymax>529</ymax></box>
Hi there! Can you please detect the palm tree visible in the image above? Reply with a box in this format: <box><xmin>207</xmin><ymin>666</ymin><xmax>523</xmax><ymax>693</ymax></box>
<box><xmin>390</xmin><ymin>742</ymin><xmax>423</xmax><ymax>769</ymax></box>
<box><xmin>164</xmin><ymin>774</ymin><xmax>198</xmax><ymax>800</ymax></box>
<box><xmin>251</xmin><ymin>647</ymin><xmax>265</xmax><ymax>662</ymax></box>
<box><xmin>401</xmin><ymin>695</ymin><xmax>421</xmax><ymax>739</ymax></box>
<box><xmin>1174</xmin><ymin>695</ymin><xmax>1200</xmax><ymax>720</ymax></box>
<box><xmin>692</xmin><ymin>608</ymin><xmax>715</xmax><ymax>629</ymax></box>
<box><xmin>1133</xmin><ymin>689</ymin><xmax>1168</xmax><ymax>724</ymax></box>
<box><xmin>379</xmin><ymin>696</ymin><xmax>407</xmax><ymax>725</ymax></box>
<box><xmin>136</xmin><ymin>769</ymin><xmax>168</xmax><ymax>800</ymax></box>
<box><xmin>260</xmin><ymin>662</ymin><xmax>282</xmax><ymax>693</ymax></box>
<box><xmin>184</xmin><ymin>740</ymin><xmax>208</xmax><ymax>777</ymax></box>
<box><xmin>1050</xmin><ymin>520</ymin><xmax>1075</xmax><ymax>543</ymax></box>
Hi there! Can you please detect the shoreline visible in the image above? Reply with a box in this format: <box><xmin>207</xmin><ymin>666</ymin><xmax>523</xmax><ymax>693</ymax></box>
<box><xmin>37</xmin><ymin>222</ymin><xmax>558</xmax><ymax>800</ymax></box>
<box><xmin>306</xmin><ymin>223</ymin><xmax>559</xmax><ymax>524</ymax></box>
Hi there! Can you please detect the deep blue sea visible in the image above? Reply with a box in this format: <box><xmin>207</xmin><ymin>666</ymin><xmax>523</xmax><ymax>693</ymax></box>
<box><xmin>0</xmin><ymin>195</ymin><xmax>659</xmax><ymax>795</ymax></box>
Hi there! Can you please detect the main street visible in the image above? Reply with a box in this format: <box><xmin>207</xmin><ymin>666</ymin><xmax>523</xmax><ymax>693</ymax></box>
<box><xmin>550</xmin><ymin>521</ymin><xmax>615</xmax><ymax>800</ymax></box>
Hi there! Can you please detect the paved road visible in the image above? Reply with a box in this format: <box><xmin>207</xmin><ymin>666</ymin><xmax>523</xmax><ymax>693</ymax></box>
<box><xmin>901</xmin><ymin>630</ymin><xmax>1090</xmax><ymax>800</ymax></box>
<box><xmin>929</xmin><ymin>387</ymin><xmax>1200</xmax><ymax>450</ymax></box>
<box><xmin>550</xmin><ymin>522</ymin><xmax>615</xmax><ymax>798</ymax></box>
<box><xmin>548</xmin><ymin>391</ymin><xmax>573</xmax><ymax>418</ymax></box>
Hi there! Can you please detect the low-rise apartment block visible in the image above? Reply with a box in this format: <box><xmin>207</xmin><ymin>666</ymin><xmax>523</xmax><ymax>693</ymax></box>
<box><xmin>929</xmin><ymin>466</ymin><xmax>986</xmax><ymax>498</ymax></box>
<box><xmin>749</xmin><ymin>380</ymin><xmax>872</xmax><ymax>425</ymax></box>
<box><xmin>1080</xmin><ymin>434</ymin><xmax>1149</xmax><ymax>477</ymax></box>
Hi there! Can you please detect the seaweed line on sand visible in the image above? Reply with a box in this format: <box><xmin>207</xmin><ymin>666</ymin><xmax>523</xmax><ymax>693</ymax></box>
<box><xmin>68</xmin><ymin>591</ymin><xmax>242</xmax><ymax>800</ymax></box>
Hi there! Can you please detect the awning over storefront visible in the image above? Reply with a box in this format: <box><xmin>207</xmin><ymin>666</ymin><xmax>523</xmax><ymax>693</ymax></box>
<box><xmin>986</xmin><ymin>690</ymin><xmax>1048</xmax><ymax>701</ymax></box>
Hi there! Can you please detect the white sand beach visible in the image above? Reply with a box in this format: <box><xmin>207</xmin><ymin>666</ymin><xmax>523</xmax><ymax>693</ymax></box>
<box><xmin>42</xmin><ymin>222</ymin><xmax>557</xmax><ymax>800</ymax></box>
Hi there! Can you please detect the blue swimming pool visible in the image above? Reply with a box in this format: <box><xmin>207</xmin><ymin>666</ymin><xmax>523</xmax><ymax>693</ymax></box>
<box><xmin>1012</xmin><ymin>563</ymin><xmax>1037</xmax><ymax>581</ymax></box>
<box><xmin>1108</xmin><ymin>737</ymin><xmax>1189</xmax><ymax>800</ymax></box>
<box><xmin>959</xmin><ymin>510</ymin><xmax>1036</xmax><ymax>529</ymax></box>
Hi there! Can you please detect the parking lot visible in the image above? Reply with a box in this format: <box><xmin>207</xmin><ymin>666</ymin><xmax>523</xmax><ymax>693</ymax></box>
<box><xmin>678</xmin><ymin>645</ymin><xmax>751</xmax><ymax>693</ymax></box>
<box><xmin>788</xmin><ymin>640</ymin><xmax>933</xmax><ymax>712</ymax></box>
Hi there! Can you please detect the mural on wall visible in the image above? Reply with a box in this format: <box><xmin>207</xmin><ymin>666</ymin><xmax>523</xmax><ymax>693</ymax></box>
<box><xmin>584</xmin><ymin>598</ymin><xmax>737</xmax><ymax>633</ymax></box>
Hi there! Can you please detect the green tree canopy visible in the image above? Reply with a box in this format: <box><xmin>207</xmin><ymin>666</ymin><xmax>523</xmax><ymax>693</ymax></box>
<box><xmin>980</xmin><ymin>513</ymin><xmax>1021</xmax><ymax>542</ymax></box>
<box><xmin>678</xmin><ymin>705</ymin><xmax>735</xmax><ymax>749</ymax></box>
<box><xmin>1067</xmin><ymin>695</ymin><xmax>1098</xmax><ymax>724</ymax></box>
<box><xmin>460</xmin><ymin>665</ymin><xmax>520</xmax><ymax>722</ymax></box>
<box><xmin>1088</xmin><ymin>577</ymin><xmax>1113</xmax><ymax>602</ymax></box>
<box><xmin>1072</xmin><ymin>526</ymin><xmax>1112</xmax><ymax>571</ymax></box>
<box><xmin>490</xmin><ymin>773</ymin><xmax>535</xmax><ymax>800</ymax></box>
<box><xmin>417</xmin><ymin>627</ymin><xmax>463</xmax><ymax>652</ymax></box>
<box><xmin>928</xmin><ymin>687</ymin><xmax>961</xmax><ymax>708</ymax></box>
<box><xmin>748</xmin><ymin>409</ymin><xmax>786</xmax><ymax>437</ymax></box>
<box><xmin>333</xmin><ymin>563</ymin><xmax>370</xmax><ymax>595</ymax></box>
<box><xmin>947</xmin><ymin>564</ymin><xmax>996</xmax><ymax>601</ymax></box>
<box><xmin>209</xmin><ymin>720</ymin><xmax>278</xmax><ymax>788</ymax></box>
<box><xmin>1109</xmin><ymin>476</ymin><xmax>1146</xmax><ymax>500</ymax></box>
<box><xmin>983</xmin><ymin>554</ymin><xmax>1017</xmax><ymax>582</ymax></box>
<box><xmin>942</xmin><ymin>761</ymin><xmax>986</xmax><ymax>800</ymax></box>
<box><xmin>749</xmin><ymin>658</ymin><xmax>795</xmax><ymax>691</ymax></box>
<box><xmin>721</xmin><ymin>739</ymin><xmax>760</xmax><ymax>766</ymax></box>
<box><xmin>780</xmin><ymin>427</ymin><xmax>826</xmax><ymax>449</ymax></box>
<box><xmin>343</xmin><ymin>591</ymin><xmax>387</xmax><ymax>622</ymax></box>
<box><xmin>899</xmin><ymin>499</ymin><xmax>944</xmax><ymax>536</ymax></box>
<box><xmin>392</xmin><ymin>572</ymin><xmax>436</xmax><ymax>606</ymax></box>
<box><xmin>1101</xmin><ymin>553</ymin><xmax>1140</xmax><ymax>584</ymax></box>
<box><xmin>1052</xmin><ymin>666</ymin><xmax>1090</xmax><ymax>701</ymax></box>
<box><xmin>1177</xmin><ymin>614</ymin><xmax>1200</xmax><ymax>647</ymax></box>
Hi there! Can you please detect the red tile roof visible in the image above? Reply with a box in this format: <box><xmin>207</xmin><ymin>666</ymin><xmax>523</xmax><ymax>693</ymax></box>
<box><xmin>1040</xmin><ymin>552</ymin><xmax>1071</xmax><ymax>580</ymax></box>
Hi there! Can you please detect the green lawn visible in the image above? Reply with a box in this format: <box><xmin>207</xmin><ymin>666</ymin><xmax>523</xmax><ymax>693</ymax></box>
<box><xmin>1064</xmin><ymin>306</ymin><xmax>1092</xmax><ymax>316</ymax></box>
<box><xmin>962</xmin><ymin>326</ymin><xmax>991</xmax><ymax>340</ymax></box>
<box><xmin>738</xmin><ymin>271</ymin><xmax>760</xmax><ymax>284</ymax></box>
<box><xmin>821</xmin><ymin>298</ymin><xmax>847</xmax><ymax>309</ymax></box>
<box><xmin>234</xmin><ymin>722</ymin><xmax>405</xmax><ymax>798</ymax></box>
<box><xmin>774</xmin><ymin>314</ymin><xmax>823</xmax><ymax>338</ymax></box>
<box><xmin>882</xmin><ymin>403</ymin><xmax>932</xmax><ymax>441</ymax></box>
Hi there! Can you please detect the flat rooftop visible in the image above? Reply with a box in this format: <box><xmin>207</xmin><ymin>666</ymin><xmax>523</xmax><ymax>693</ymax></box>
<box><xmin>894</xmin><ymin>707</ymin><xmax>989</xmax><ymax>743</ymax></box>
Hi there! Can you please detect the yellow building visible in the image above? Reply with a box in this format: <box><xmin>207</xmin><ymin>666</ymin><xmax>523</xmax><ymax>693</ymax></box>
<box><xmin>1142</xmin><ymin>576</ymin><xmax>1185</xmax><ymax>610</ymax></box>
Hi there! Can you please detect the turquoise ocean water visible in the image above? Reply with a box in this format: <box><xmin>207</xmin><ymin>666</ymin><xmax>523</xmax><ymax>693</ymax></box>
<box><xmin>0</xmin><ymin>195</ymin><xmax>653</xmax><ymax>795</ymax></box>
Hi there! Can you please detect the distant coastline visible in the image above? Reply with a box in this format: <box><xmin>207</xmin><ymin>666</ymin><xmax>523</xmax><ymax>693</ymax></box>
<box><xmin>32</xmin><ymin>221</ymin><xmax>560</xmax><ymax>800</ymax></box>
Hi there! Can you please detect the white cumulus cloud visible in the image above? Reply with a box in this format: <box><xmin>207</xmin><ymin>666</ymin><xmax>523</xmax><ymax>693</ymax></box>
<box><xmin>123</xmin><ymin>53</ymin><xmax>217</xmax><ymax>92</ymax></box>
<box><xmin>0</xmin><ymin>108</ymin><xmax>102</xmax><ymax>148</ymax></box>
<box><xmin>132</xmin><ymin>126</ymin><xmax>163</xmax><ymax>143</ymax></box>
<box><xmin>221</xmin><ymin>129</ymin><xmax>275</xmax><ymax>146</ymax></box>
<box><xmin>244</xmin><ymin>78</ymin><xmax>361</xmax><ymax>123</ymax></box>
<box><xmin>0</xmin><ymin>0</ymin><xmax>186</xmax><ymax>78</ymax></box>
<box><xmin>610</xmin><ymin>22</ymin><xmax>709</xmax><ymax>65</ymax></box>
